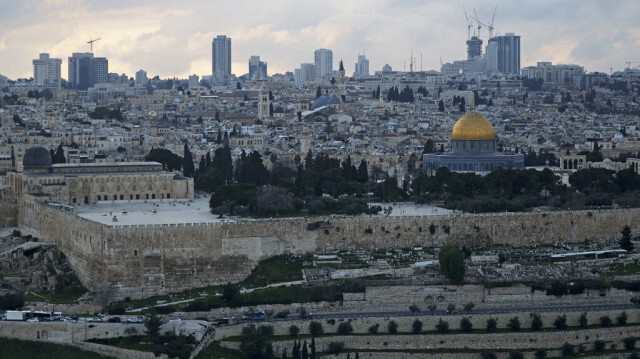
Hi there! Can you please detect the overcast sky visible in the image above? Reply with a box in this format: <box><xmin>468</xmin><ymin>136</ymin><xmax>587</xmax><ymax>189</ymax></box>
<box><xmin>1</xmin><ymin>0</ymin><xmax>639</xmax><ymax>80</ymax></box>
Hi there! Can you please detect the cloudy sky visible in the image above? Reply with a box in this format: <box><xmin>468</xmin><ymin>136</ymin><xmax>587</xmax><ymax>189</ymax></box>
<box><xmin>1</xmin><ymin>0</ymin><xmax>639</xmax><ymax>80</ymax></box>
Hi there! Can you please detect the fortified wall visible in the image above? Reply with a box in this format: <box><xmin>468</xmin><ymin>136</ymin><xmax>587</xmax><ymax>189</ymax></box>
<box><xmin>17</xmin><ymin>194</ymin><xmax>640</xmax><ymax>299</ymax></box>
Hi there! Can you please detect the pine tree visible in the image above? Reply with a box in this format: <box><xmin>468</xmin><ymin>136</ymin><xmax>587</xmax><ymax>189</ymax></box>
<box><xmin>52</xmin><ymin>144</ymin><xmax>66</xmax><ymax>164</ymax></box>
<box><xmin>620</xmin><ymin>225</ymin><xmax>634</xmax><ymax>251</ymax></box>
<box><xmin>216</xmin><ymin>129</ymin><xmax>222</xmax><ymax>144</ymax></box>
<box><xmin>301</xmin><ymin>340</ymin><xmax>308</xmax><ymax>359</ymax></box>
<box><xmin>357</xmin><ymin>159</ymin><xmax>369</xmax><ymax>184</ymax></box>
<box><xmin>316</xmin><ymin>87</ymin><xmax>322</xmax><ymax>99</ymax></box>
<box><xmin>309</xmin><ymin>337</ymin><xmax>316</xmax><ymax>359</ymax></box>
<box><xmin>182</xmin><ymin>143</ymin><xmax>195</xmax><ymax>177</ymax></box>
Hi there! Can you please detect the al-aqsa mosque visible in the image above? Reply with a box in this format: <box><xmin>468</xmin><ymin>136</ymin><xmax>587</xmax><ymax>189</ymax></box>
<box><xmin>423</xmin><ymin>111</ymin><xmax>524</xmax><ymax>174</ymax></box>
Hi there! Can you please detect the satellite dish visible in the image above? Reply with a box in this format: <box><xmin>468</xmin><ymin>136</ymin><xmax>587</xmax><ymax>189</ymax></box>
<box><xmin>148</xmin><ymin>111</ymin><xmax>157</xmax><ymax>117</ymax></box>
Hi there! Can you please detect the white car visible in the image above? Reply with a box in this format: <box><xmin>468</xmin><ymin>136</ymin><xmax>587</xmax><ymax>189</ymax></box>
<box><xmin>26</xmin><ymin>317</ymin><xmax>40</xmax><ymax>322</ymax></box>
<box><xmin>127</xmin><ymin>316</ymin><xmax>144</xmax><ymax>323</ymax></box>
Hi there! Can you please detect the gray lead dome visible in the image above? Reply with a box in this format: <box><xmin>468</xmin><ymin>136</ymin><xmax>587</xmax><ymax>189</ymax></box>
<box><xmin>23</xmin><ymin>146</ymin><xmax>52</xmax><ymax>168</ymax></box>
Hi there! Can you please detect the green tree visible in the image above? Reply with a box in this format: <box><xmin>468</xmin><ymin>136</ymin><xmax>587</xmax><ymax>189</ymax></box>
<box><xmin>507</xmin><ymin>317</ymin><xmax>520</xmax><ymax>331</ymax></box>
<box><xmin>625</xmin><ymin>337</ymin><xmax>637</xmax><ymax>350</ymax></box>
<box><xmin>336</xmin><ymin>322</ymin><xmax>353</xmax><ymax>334</ymax></box>
<box><xmin>315</xmin><ymin>87</ymin><xmax>322</xmax><ymax>99</ymax></box>
<box><xmin>409</xmin><ymin>304</ymin><xmax>420</xmax><ymax>315</ymax></box>
<box><xmin>480</xmin><ymin>351</ymin><xmax>497</xmax><ymax>359</ymax></box>
<box><xmin>412</xmin><ymin>319</ymin><xmax>423</xmax><ymax>334</ymax></box>
<box><xmin>578</xmin><ymin>312</ymin><xmax>588</xmax><ymax>327</ymax></box>
<box><xmin>438</xmin><ymin>245</ymin><xmax>466</xmax><ymax>284</ymax></box>
<box><xmin>534</xmin><ymin>349</ymin><xmax>547</xmax><ymax>359</ymax></box>
<box><xmin>617</xmin><ymin>311</ymin><xmax>628</xmax><ymax>325</ymax></box>
<box><xmin>428</xmin><ymin>304</ymin><xmax>437</xmax><ymax>315</ymax></box>
<box><xmin>52</xmin><ymin>144</ymin><xmax>66</xmax><ymax>164</ymax></box>
<box><xmin>460</xmin><ymin>317</ymin><xmax>473</xmax><ymax>332</ymax></box>
<box><xmin>553</xmin><ymin>314</ymin><xmax>568</xmax><ymax>330</ymax></box>
<box><xmin>509</xmin><ymin>352</ymin><xmax>524</xmax><ymax>359</ymax></box>
<box><xmin>620</xmin><ymin>225</ymin><xmax>634</xmax><ymax>251</ymax></box>
<box><xmin>308</xmin><ymin>321</ymin><xmax>323</xmax><ymax>336</ymax></box>
<box><xmin>435</xmin><ymin>318</ymin><xmax>449</xmax><ymax>333</ymax></box>
<box><xmin>182</xmin><ymin>143</ymin><xmax>195</xmax><ymax>177</ymax></box>
<box><xmin>289</xmin><ymin>325</ymin><xmax>300</xmax><ymax>337</ymax></box>
<box><xmin>144</xmin><ymin>310</ymin><xmax>162</xmax><ymax>344</ymax></box>
<box><xmin>387</xmin><ymin>320</ymin><xmax>398</xmax><ymax>334</ymax></box>
<box><xmin>600</xmin><ymin>315</ymin><xmax>612</xmax><ymax>327</ymax></box>
<box><xmin>530</xmin><ymin>313</ymin><xmax>543</xmax><ymax>330</ymax></box>
<box><xmin>561</xmin><ymin>342</ymin><xmax>574</xmax><ymax>357</ymax></box>
<box><xmin>486</xmin><ymin>318</ymin><xmax>498</xmax><ymax>332</ymax></box>
<box><xmin>593</xmin><ymin>339</ymin><xmax>606</xmax><ymax>352</ymax></box>
<box><xmin>221</xmin><ymin>282</ymin><xmax>240</xmax><ymax>306</ymax></box>
<box><xmin>463</xmin><ymin>302</ymin><xmax>475</xmax><ymax>312</ymax></box>
<box><xmin>239</xmin><ymin>324</ymin><xmax>275</xmax><ymax>359</ymax></box>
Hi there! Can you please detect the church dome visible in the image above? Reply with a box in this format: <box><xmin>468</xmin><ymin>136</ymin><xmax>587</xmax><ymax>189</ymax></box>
<box><xmin>23</xmin><ymin>146</ymin><xmax>52</xmax><ymax>168</ymax></box>
<box><xmin>451</xmin><ymin>111</ymin><xmax>496</xmax><ymax>141</ymax></box>
<box><xmin>312</xmin><ymin>94</ymin><xmax>342</xmax><ymax>110</ymax></box>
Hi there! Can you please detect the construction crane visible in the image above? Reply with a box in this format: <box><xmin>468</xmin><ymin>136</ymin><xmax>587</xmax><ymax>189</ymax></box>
<box><xmin>487</xmin><ymin>6</ymin><xmax>497</xmax><ymax>39</ymax></box>
<box><xmin>472</xmin><ymin>9</ymin><xmax>486</xmax><ymax>38</ymax></box>
<box><xmin>463</xmin><ymin>7</ymin><xmax>473</xmax><ymax>40</ymax></box>
<box><xmin>87</xmin><ymin>37</ymin><xmax>101</xmax><ymax>54</ymax></box>
<box><xmin>626</xmin><ymin>61</ymin><xmax>640</xmax><ymax>70</ymax></box>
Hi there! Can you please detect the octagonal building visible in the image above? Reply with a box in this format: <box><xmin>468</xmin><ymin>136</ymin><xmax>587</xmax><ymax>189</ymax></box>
<box><xmin>423</xmin><ymin>111</ymin><xmax>524</xmax><ymax>174</ymax></box>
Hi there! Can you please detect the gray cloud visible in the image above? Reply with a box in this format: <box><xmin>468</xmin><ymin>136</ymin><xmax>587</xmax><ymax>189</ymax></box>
<box><xmin>0</xmin><ymin>0</ymin><xmax>639</xmax><ymax>79</ymax></box>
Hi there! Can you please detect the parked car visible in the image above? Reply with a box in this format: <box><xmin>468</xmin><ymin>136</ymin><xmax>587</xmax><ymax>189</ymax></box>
<box><xmin>88</xmin><ymin>317</ymin><xmax>103</xmax><ymax>322</ymax></box>
<box><xmin>26</xmin><ymin>317</ymin><xmax>40</xmax><ymax>323</ymax></box>
<box><xmin>168</xmin><ymin>317</ymin><xmax>182</xmax><ymax>322</ymax></box>
<box><xmin>127</xmin><ymin>316</ymin><xmax>144</xmax><ymax>323</ymax></box>
<box><xmin>107</xmin><ymin>317</ymin><xmax>121</xmax><ymax>323</ymax></box>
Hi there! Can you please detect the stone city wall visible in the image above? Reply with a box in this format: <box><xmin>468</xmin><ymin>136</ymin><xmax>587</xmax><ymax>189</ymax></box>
<box><xmin>17</xmin><ymin>196</ymin><xmax>640</xmax><ymax>298</ymax></box>
<box><xmin>217</xmin><ymin>309</ymin><xmax>640</xmax><ymax>356</ymax></box>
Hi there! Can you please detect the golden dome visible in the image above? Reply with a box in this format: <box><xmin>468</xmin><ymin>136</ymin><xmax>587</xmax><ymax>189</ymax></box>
<box><xmin>451</xmin><ymin>111</ymin><xmax>496</xmax><ymax>141</ymax></box>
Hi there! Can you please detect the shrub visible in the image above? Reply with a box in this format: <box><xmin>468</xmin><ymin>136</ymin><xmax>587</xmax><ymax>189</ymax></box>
<box><xmin>561</xmin><ymin>342</ymin><xmax>574</xmax><ymax>357</ymax></box>
<box><xmin>108</xmin><ymin>304</ymin><xmax>126</xmax><ymax>315</ymax></box>
<box><xmin>553</xmin><ymin>314</ymin><xmax>568</xmax><ymax>330</ymax></box>
<box><xmin>480</xmin><ymin>351</ymin><xmax>497</xmax><ymax>359</ymax></box>
<box><xmin>412</xmin><ymin>319</ymin><xmax>423</xmax><ymax>334</ymax></box>
<box><xmin>530</xmin><ymin>313</ymin><xmax>543</xmax><ymax>330</ymax></box>
<box><xmin>327</xmin><ymin>342</ymin><xmax>345</xmax><ymax>355</ymax></box>
<box><xmin>509</xmin><ymin>352</ymin><xmax>524</xmax><ymax>359</ymax></box>
<box><xmin>309</xmin><ymin>321</ymin><xmax>323</xmax><ymax>336</ymax></box>
<box><xmin>599</xmin><ymin>315</ymin><xmax>612</xmax><ymax>327</ymax></box>
<box><xmin>507</xmin><ymin>317</ymin><xmax>520</xmax><ymax>331</ymax></box>
<box><xmin>368</xmin><ymin>323</ymin><xmax>379</xmax><ymax>334</ymax></box>
<box><xmin>387</xmin><ymin>320</ymin><xmax>398</xmax><ymax>334</ymax></box>
<box><xmin>435</xmin><ymin>319</ymin><xmax>449</xmax><ymax>333</ymax></box>
<box><xmin>460</xmin><ymin>317</ymin><xmax>473</xmax><ymax>332</ymax></box>
<box><xmin>289</xmin><ymin>325</ymin><xmax>300</xmax><ymax>337</ymax></box>
<box><xmin>486</xmin><ymin>318</ymin><xmax>498</xmax><ymax>332</ymax></box>
<box><xmin>337</xmin><ymin>322</ymin><xmax>353</xmax><ymax>334</ymax></box>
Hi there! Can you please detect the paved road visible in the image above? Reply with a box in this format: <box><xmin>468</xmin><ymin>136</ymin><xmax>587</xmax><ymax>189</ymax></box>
<box><xmin>247</xmin><ymin>302</ymin><xmax>636</xmax><ymax>323</ymax></box>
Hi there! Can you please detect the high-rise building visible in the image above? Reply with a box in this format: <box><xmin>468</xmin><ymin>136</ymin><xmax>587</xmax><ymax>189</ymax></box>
<box><xmin>294</xmin><ymin>63</ymin><xmax>315</xmax><ymax>88</ymax></box>
<box><xmin>486</xmin><ymin>33</ymin><xmax>520</xmax><ymax>75</ymax></box>
<box><xmin>68</xmin><ymin>53</ymin><xmax>108</xmax><ymax>90</ymax></box>
<box><xmin>33</xmin><ymin>53</ymin><xmax>62</xmax><ymax>88</ymax></box>
<box><xmin>212</xmin><ymin>35</ymin><xmax>232</xmax><ymax>85</ymax></box>
<box><xmin>314</xmin><ymin>48</ymin><xmax>333</xmax><ymax>81</ymax></box>
<box><xmin>188</xmin><ymin>74</ymin><xmax>200</xmax><ymax>88</ymax></box>
<box><xmin>135</xmin><ymin>70</ymin><xmax>148</xmax><ymax>85</ymax></box>
<box><xmin>248</xmin><ymin>56</ymin><xmax>267</xmax><ymax>81</ymax></box>
<box><xmin>355</xmin><ymin>54</ymin><xmax>369</xmax><ymax>78</ymax></box>
<box><xmin>466</xmin><ymin>36</ymin><xmax>483</xmax><ymax>59</ymax></box>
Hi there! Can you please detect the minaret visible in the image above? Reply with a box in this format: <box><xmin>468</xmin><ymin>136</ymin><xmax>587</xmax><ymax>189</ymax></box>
<box><xmin>257</xmin><ymin>82</ymin><xmax>270</xmax><ymax>119</ymax></box>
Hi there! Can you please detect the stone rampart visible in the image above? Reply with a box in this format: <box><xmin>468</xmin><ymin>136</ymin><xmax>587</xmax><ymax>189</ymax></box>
<box><xmin>17</xmin><ymin>195</ymin><xmax>640</xmax><ymax>298</ymax></box>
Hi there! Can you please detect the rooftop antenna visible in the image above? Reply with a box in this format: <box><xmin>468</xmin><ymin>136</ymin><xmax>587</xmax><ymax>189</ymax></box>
<box><xmin>87</xmin><ymin>37</ymin><xmax>101</xmax><ymax>54</ymax></box>
<box><xmin>488</xmin><ymin>6</ymin><xmax>497</xmax><ymax>38</ymax></box>
<box><xmin>410</xmin><ymin>48</ymin><xmax>414</xmax><ymax>73</ymax></box>
<box><xmin>463</xmin><ymin>6</ymin><xmax>473</xmax><ymax>40</ymax></box>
